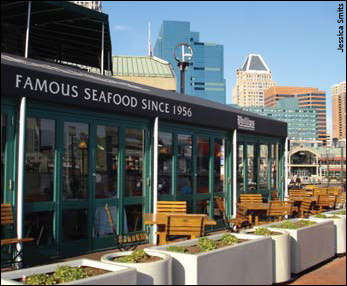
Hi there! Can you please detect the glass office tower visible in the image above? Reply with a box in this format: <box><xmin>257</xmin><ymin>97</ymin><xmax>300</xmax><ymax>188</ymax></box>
<box><xmin>154</xmin><ymin>21</ymin><xmax>226</xmax><ymax>104</ymax></box>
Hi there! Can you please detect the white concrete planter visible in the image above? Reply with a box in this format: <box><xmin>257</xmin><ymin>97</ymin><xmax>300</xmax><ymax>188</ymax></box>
<box><xmin>309</xmin><ymin>215</ymin><xmax>346</xmax><ymax>255</ymax></box>
<box><xmin>261</xmin><ymin>219</ymin><xmax>335</xmax><ymax>274</ymax></box>
<box><xmin>325</xmin><ymin>209</ymin><xmax>346</xmax><ymax>217</ymax></box>
<box><xmin>147</xmin><ymin>233</ymin><xmax>273</xmax><ymax>285</ymax></box>
<box><xmin>101</xmin><ymin>250</ymin><xmax>172</xmax><ymax>285</ymax></box>
<box><xmin>1</xmin><ymin>259</ymin><xmax>136</xmax><ymax>285</ymax></box>
<box><xmin>242</xmin><ymin>228</ymin><xmax>291</xmax><ymax>284</ymax></box>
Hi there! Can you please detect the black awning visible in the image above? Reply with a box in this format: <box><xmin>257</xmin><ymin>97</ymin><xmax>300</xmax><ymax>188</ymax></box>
<box><xmin>1</xmin><ymin>1</ymin><xmax>112</xmax><ymax>73</ymax></box>
<box><xmin>1</xmin><ymin>53</ymin><xmax>288</xmax><ymax>138</ymax></box>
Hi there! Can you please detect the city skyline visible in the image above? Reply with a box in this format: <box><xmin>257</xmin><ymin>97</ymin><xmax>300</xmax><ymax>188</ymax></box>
<box><xmin>103</xmin><ymin>1</ymin><xmax>346</xmax><ymax>133</ymax></box>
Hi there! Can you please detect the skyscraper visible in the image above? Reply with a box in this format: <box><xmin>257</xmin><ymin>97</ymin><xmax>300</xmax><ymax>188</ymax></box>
<box><xmin>71</xmin><ymin>1</ymin><xmax>102</xmax><ymax>12</ymax></box>
<box><xmin>232</xmin><ymin>54</ymin><xmax>275</xmax><ymax>107</ymax></box>
<box><xmin>154</xmin><ymin>21</ymin><xmax>226</xmax><ymax>104</ymax></box>
<box><xmin>265</xmin><ymin>86</ymin><xmax>327</xmax><ymax>144</ymax></box>
<box><xmin>331</xmin><ymin>81</ymin><xmax>346</xmax><ymax>140</ymax></box>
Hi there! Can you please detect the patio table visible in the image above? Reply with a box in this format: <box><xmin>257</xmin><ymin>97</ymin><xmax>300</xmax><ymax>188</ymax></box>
<box><xmin>237</xmin><ymin>202</ymin><xmax>270</xmax><ymax>225</ymax></box>
<box><xmin>144</xmin><ymin>213</ymin><xmax>216</xmax><ymax>245</ymax></box>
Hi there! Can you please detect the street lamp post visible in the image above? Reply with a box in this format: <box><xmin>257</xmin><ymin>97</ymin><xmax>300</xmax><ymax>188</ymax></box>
<box><xmin>174</xmin><ymin>43</ymin><xmax>193</xmax><ymax>95</ymax></box>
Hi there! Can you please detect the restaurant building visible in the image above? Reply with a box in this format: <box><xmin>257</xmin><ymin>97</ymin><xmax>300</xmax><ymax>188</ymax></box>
<box><xmin>1</xmin><ymin>1</ymin><xmax>288</xmax><ymax>265</ymax></box>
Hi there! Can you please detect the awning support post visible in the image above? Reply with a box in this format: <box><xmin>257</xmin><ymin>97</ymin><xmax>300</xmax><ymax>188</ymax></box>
<box><xmin>233</xmin><ymin>129</ymin><xmax>237</xmax><ymax>217</ymax></box>
<box><xmin>101</xmin><ymin>22</ymin><xmax>105</xmax><ymax>75</ymax></box>
<box><xmin>285</xmin><ymin>137</ymin><xmax>289</xmax><ymax>198</ymax></box>
<box><xmin>153</xmin><ymin>116</ymin><xmax>159</xmax><ymax>245</ymax></box>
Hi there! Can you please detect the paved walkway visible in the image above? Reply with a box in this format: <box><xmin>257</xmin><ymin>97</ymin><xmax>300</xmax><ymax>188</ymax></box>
<box><xmin>288</xmin><ymin>256</ymin><xmax>346</xmax><ymax>285</ymax></box>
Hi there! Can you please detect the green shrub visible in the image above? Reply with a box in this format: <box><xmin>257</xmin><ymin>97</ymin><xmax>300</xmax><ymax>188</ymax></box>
<box><xmin>197</xmin><ymin>237</ymin><xmax>217</xmax><ymax>252</ymax></box>
<box><xmin>221</xmin><ymin>234</ymin><xmax>240</xmax><ymax>245</ymax></box>
<box><xmin>115</xmin><ymin>250</ymin><xmax>150</xmax><ymax>263</ymax></box>
<box><xmin>315</xmin><ymin>214</ymin><xmax>328</xmax><ymax>219</ymax></box>
<box><xmin>275</xmin><ymin>220</ymin><xmax>316</xmax><ymax>229</ymax></box>
<box><xmin>254</xmin><ymin>228</ymin><xmax>273</xmax><ymax>236</ymax></box>
<box><xmin>166</xmin><ymin>246</ymin><xmax>187</xmax><ymax>253</ymax></box>
<box><xmin>338</xmin><ymin>210</ymin><xmax>346</xmax><ymax>215</ymax></box>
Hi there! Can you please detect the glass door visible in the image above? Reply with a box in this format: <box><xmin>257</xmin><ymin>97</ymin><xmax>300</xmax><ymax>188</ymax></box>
<box><xmin>1</xmin><ymin>108</ymin><xmax>16</xmax><ymax>204</ymax></box>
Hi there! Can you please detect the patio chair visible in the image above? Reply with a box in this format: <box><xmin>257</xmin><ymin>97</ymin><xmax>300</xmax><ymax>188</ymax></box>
<box><xmin>239</xmin><ymin>194</ymin><xmax>263</xmax><ymax>203</ymax></box>
<box><xmin>267</xmin><ymin>201</ymin><xmax>293</xmax><ymax>222</ymax></box>
<box><xmin>157</xmin><ymin>201</ymin><xmax>187</xmax><ymax>214</ymax></box>
<box><xmin>215</xmin><ymin>197</ymin><xmax>250</xmax><ymax>231</ymax></box>
<box><xmin>336</xmin><ymin>192</ymin><xmax>346</xmax><ymax>208</ymax></box>
<box><xmin>316</xmin><ymin>195</ymin><xmax>337</xmax><ymax>213</ymax></box>
<box><xmin>165</xmin><ymin>214</ymin><xmax>205</xmax><ymax>244</ymax></box>
<box><xmin>104</xmin><ymin>204</ymin><xmax>147</xmax><ymax>251</ymax></box>
<box><xmin>1</xmin><ymin>204</ymin><xmax>34</xmax><ymax>268</ymax></box>
<box><xmin>300</xmin><ymin>198</ymin><xmax>317</xmax><ymax>218</ymax></box>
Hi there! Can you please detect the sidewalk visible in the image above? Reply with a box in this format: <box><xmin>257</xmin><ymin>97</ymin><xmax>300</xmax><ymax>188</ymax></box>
<box><xmin>288</xmin><ymin>256</ymin><xmax>346</xmax><ymax>285</ymax></box>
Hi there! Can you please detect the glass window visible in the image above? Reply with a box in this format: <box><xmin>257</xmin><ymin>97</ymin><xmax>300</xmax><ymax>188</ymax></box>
<box><xmin>63</xmin><ymin>122</ymin><xmax>89</xmax><ymax>200</ymax></box>
<box><xmin>125</xmin><ymin>129</ymin><xmax>144</xmax><ymax>197</ymax></box>
<box><xmin>197</xmin><ymin>136</ymin><xmax>210</xmax><ymax>194</ymax></box>
<box><xmin>95</xmin><ymin>126</ymin><xmax>118</xmax><ymax>199</ymax></box>
<box><xmin>124</xmin><ymin>204</ymin><xmax>143</xmax><ymax>233</ymax></box>
<box><xmin>1</xmin><ymin>114</ymin><xmax>7</xmax><ymax>203</ymax></box>
<box><xmin>62</xmin><ymin>209</ymin><xmax>88</xmax><ymax>241</ymax></box>
<box><xmin>158</xmin><ymin>132</ymin><xmax>172</xmax><ymax>195</ymax></box>
<box><xmin>177</xmin><ymin>135</ymin><xmax>193</xmax><ymax>195</ymax></box>
<box><xmin>259</xmin><ymin>145</ymin><xmax>268</xmax><ymax>190</ymax></box>
<box><xmin>25</xmin><ymin>118</ymin><xmax>55</xmax><ymax>202</ymax></box>
<box><xmin>196</xmin><ymin>199</ymin><xmax>210</xmax><ymax>215</ymax></box>
<box><xmin>247</xmin><ymin>144</ymin><xmax>257</xmax><ymax>191</ymax></box>
<box><xmin>237</xmin><ymin>144</ymin><xmax>244</xmax><ymax>193</ymax></box>
<box><xmin>214</xmin><ymin>139</ymin><xmax>225</xmax><ymax>193</ymax></box>
<box><xmin>271</xmin><ymin>144</ymin><xmax>279</xmax><ymax>189</ymax></box>
<box><xmin>94</xmin><ymin>205</ymin><xmax>116</xmax><ymax>238</ymax></box>
<box><xmin>24</xmin><ymin>211</ymin><xmax>54</xmax><ymax>246</ymax></box>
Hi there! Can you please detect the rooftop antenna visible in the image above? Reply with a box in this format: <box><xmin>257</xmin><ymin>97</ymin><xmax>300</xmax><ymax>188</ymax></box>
<box><xmin>148</xmin><ymin>22</ymin><xmax>152</xmax><ymax>57</ymax></box>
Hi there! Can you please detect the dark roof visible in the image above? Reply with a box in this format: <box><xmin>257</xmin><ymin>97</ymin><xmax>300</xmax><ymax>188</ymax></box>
<box><xmin>1</xmin><ymin>53</ymin><xmax>287</xmax><ymax>138</ymax></box>
<box><xmin>240</xmin><ymin>54</ymin><xmax>269</xmax><ymax>72</ymax></box>
<box><xmin>1</xmin><ymin>1</ymin><xmax>112</xmax><ymax>73</ymax></box>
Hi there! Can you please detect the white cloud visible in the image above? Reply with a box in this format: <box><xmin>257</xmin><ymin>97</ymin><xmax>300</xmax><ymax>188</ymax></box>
<box><xmin>114</xmin><ymin>25</ymin><xmax>131</xmax><ymax>32</ymax></box>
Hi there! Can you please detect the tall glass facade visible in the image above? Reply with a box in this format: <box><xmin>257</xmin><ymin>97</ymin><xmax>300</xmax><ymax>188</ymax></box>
<box><xmin>154</xmin><ymin>21</ymin><xmax>226</xmax><ymax>104</ymax></box>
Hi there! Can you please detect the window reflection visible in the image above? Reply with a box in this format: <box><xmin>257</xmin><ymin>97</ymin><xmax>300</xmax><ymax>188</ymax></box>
<box><xmin>63</xmin><ymin>122</ymin><xmax>89</xmax><ymax>200</ymax></box>
<box><xmin>125</xmin><ymin>129</ymin><xmax>144</xmax><ymax>197</ymax></box>
<box><xmin>124</xmin><ymin>205</ymin><xmax>143</xmax><ymax>233</ymax></box>
<box><xmin>214</xmin><ymin>139</ymin><xmax>225</xmax><ymax>193</ymax></box>
<box><xmin>247</xmin><ymin>145</ymin><xmax>257</xmax><ymax>191</ymax></box>
<box><xmin>95</xmin><ymin>206</ymin><xmax>116</xmax><ymax>237</ymax></box>
<box><xmin>271</xmin><ymin>144</ymin><xmax>279</xmax><ymax>189</ymax></box>
<box><xmin>24</xmin><ymin>212</ymin><xmax>54</xmax><ymax>245</ymax></box>
<box><xmin>95</xmin><ymin>126</ymin><xmax>118</xmax><ymax>199</ymax></box>
<box><xmin>158</xmin><ymin>132</ymin><xmax>172</xmax><ymax>195</ymax></box>
<box><xmin>259</xmin><ymin>145</ymin><xmax>268</xmax><ymax>190</ymax></box>
<box><xmin>197</xmin><ymin>137</ymin><xmax>209</xmax><ymax>194</ymax></box>
<box><xmin>196</xmin><ymin>199</ymin><xmax>209</xmax><ymax>214</ymax></box>
<box><xmin>25</xmin><ymin>118</ymin><xmax>55</xmax><ymax>202</ymax></box>
<box><xmin>177</xmin><ymin>135</ymin><xmax>193</xmax><ymax>195</ymax></box>
<box><xmin>238</xmin><ymin>144</ymin><xmax>244</xmax><ymax>193</ymax></box>
<box><xmin>1</xmin><ymin>114</ymin><xmax>7</xmax><ymax>203</ymax></box>
<box><xmin>62</xmin><ymin>209</ymin><xmax>88</xmax><ymax>241</ymax></box>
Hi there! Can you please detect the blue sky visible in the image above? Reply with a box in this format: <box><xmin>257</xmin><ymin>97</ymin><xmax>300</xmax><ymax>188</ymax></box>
<box><xmin>103</xmin><ymin>1</ymin><xmax>346</xmax><ymax>133</ymax></box>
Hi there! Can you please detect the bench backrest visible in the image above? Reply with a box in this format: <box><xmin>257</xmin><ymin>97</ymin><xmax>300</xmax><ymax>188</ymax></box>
<box><xmin>157</xmin><ymin>201</ymin><xmax>187</xmax><ymax>214</ymax></box>
<box><xmin>313</xmin><ymin>189</ymin><xmax>329</xmax><ymax>197</ymax></box>
<box><xmin>239</xmin><ymin>194</ymin><xmax>263</xmax><ymax>203</ymax></box>
<box><xmin>328</xmin><ymin>188</ymin><xmax>341</xmax><ymax>196</ymax></box>
<box><xmin>1</xmin><ymin>204</ymin><xmax>14</xmax><ymax>226</ymax></box>
<box><xmin>166</xmin><ymin>214</ymin><xmax>204</xmax><ymax>237</ymax></box>
<box><xmin>301</xmin><ymin>198</ymin><xmax>313</xmax><ymax>213</ymax></box>
<box><xmin>289</xmin><ymin>190</ymin><xmax>312</xmax><ymax>197</ymax></box>
<box><xmin>337</xmin><ymin>192</ymin><xmax>346</xmax><ymax>205</ymax></box>
<box><xmin>268</xmin><ymin>201</ymin><xmax>292</xmax><ymax>216</ymax></box>
<box><xmin>317</xmin><ymin>195</ymin><xmax>337</xmax><ymax>207</ymax></box>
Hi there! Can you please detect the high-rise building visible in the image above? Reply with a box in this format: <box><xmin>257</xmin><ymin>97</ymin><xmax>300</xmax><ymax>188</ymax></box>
<box><xmin>154</xmin><ymin>21</ymin><xmax>226</xmax><ymax>104</ymax></box>
<box><xmin>112</xmin><ymin>55</ymin><xmax>176</xmax><ymax>91</ymax></box>
<box><xmin>265</xmin><ymin>86</ymin><xmax>327</xmax><ymax>144</ymax></box>
<box><xmin>242</xmin><ymin>98</ymin><xmax>317</xmax><ymax>142</ymax></box>
<box><xmin>71</xmin><ymin>1</ymin><xmax>102</xmax><ymax>12</ymax></box>
<box><xmin>331</xmin><ymin>81</ymin><xmax>346</xmax><ymax>140</ymax></box>
<box><xmin>232</xmin><ymin>54</ymin><xmax>275</xmax><ymax>107</ymax></box>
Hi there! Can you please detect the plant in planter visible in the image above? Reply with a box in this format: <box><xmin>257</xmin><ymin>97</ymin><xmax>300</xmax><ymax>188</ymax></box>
<box><xmin>310</xmin><ymin>213</ymin><xmax>346</xmax><ymax>255</ymax></box>
<box><xmin>101</xmin><ymin>249</ymin><xmax>172</xmax><ymax>285</ymax></box>
<box><xmin>1</xmin><ymin>259</ymin><xmax>136</xmax><ymax>285</ymax></box>
<box><xmin>147</xmin><ymin>232</ymin><xmax>273</xmax><ymax>285</ymax></box>
<box><xmin>262</xmin><ymin>219</ymin><xmax>335</xmax><ymax>274</ymax></box>
<box><xmin>243</xmin><ymin>227</ymin><xmax>290</xmax><ymax>284</ymax></box>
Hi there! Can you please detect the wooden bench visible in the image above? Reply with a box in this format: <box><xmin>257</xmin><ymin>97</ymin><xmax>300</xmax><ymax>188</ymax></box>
<box><xmin>336</xmin><ymin>192</ymin><xmax>346</xmax><ymax>208</ymax></box>
<box><xmin>215</xmin><ymin>197</ymin><xmax>249</xmax><ymax>230</ymax></box>
<box><xmin>289</xmin><ymin>190</ymin><xmax>313</xmax><ymax>197</ymax></box>
<box><xmin>300</xmin><ymin>198</ymin><xmax>317</xmax><ymax>218</ymax></box>
<box><xmin>313</xmin><ymin>189</ymin><xmax>329</xmax><ymax>197</ymax></box>
<box><xmin>157</xmin><ymin>201</ymin><xmax>187</xmax><ymax>214</ymax></box>
<box><xmin>1</xmin><ymin>204</ymin><xmax>34</xmax><ymax>266</ymax></box>
<box><xmin>165</xmin><ymin>214</ymin><xmax>205</xmax><ymax>244</ymax></box>
<box><xmin>239</xmin><ymin>194</ymin><xmax>263</xmax><ymax>203</ymax></box>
